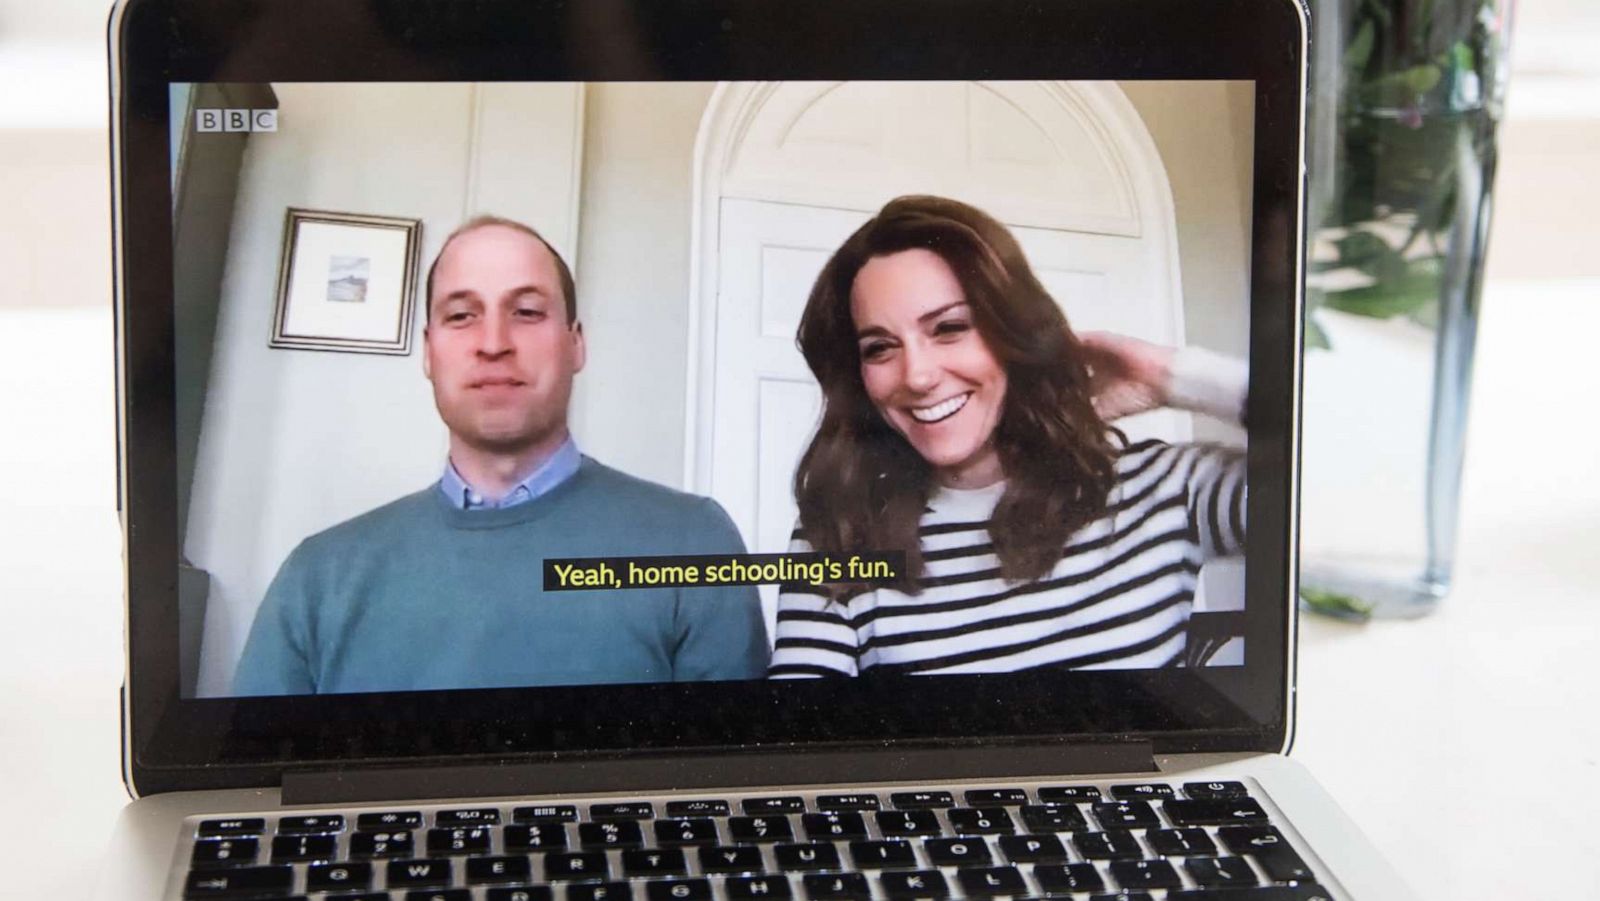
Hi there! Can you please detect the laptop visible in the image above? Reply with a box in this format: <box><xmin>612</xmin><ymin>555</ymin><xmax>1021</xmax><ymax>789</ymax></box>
<box><xmin>100</xmin><ymin>0</ymin><xmax>1412</xmax><ymax>898</ymax></box>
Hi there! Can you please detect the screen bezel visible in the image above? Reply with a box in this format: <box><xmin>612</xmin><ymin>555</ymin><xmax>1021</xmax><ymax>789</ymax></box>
<box><xmin>112</xmin><ymin>0</ymin><xmax>1306</xmax><ymax>794</ymax></box>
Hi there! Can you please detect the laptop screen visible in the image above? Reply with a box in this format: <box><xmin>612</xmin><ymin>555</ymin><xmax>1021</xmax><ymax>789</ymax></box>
<box><xmin>115</xmin><ymin>0</ymin><xmax>1304</xmax><ymax>789</ymax></box>
<box><xmin>169</xmin><ymin>79</ymin><xmax>1254</xmax><ymax>698</ymax></box>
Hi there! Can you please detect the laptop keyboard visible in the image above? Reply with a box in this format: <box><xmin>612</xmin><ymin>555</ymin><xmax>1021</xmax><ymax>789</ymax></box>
<box><xmin>178</xmin><ymin>780</ymin><xmax>1333</xmax><ymax>901</ymax></box>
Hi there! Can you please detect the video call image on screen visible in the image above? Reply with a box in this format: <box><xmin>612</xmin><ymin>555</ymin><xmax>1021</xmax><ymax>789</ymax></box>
<box><xmin>168</xmin><ymin>80</ymin><xmax>1254</xmax><ymax>698</ymax></box>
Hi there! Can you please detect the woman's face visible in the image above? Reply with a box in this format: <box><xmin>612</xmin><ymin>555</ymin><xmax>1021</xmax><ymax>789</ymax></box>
<box><xmin>851</xmin><ymin>248</ymin><xmax>1008</xmax><ymax>488</ymax></box>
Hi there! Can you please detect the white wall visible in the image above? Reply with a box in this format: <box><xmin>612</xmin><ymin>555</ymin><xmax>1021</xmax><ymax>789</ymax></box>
<box><xmin>1121</xmin><ymin>80</ymin><xmax>1255</xmax><ymax>445</ymax></box>
<box><xmin>570</xmin><ymin>82</ymin><xmax>717</xmax><ymax>488</ymax></box>
<box><xmin>186</xmin><ymin>83</ymin><xmax>583</xmax><ymax>696</ymax></box>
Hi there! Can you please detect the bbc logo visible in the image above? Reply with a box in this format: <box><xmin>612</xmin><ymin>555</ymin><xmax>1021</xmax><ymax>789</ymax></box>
<box><xmin>195</xmin><ymin>109</ymin><xmax>278</xmax><ymax>133</ymax></box>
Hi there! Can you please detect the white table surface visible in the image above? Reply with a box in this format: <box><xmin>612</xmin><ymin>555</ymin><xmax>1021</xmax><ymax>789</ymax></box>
<box><xmin>1</xmin><ymin>277</ymin><xmax>1596</xmax><ymax>899</ymax></box>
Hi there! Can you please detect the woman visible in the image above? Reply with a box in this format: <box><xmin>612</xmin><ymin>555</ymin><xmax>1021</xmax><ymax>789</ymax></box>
<box><xmin>769</xmin><ymin>195</ymin><xmax>1247</xmax><ymax>677</ymax></box>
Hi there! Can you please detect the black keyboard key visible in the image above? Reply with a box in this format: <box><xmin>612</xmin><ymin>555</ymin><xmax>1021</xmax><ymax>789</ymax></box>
<box><xmin>817</xmin><ymin>794</ymin><xmax>880</xmax><ymax>811</ymax></box>
<box><xmin>307</xmin><ymin>863</ymin><xmax>372</xmax><ymax>892</ymax></box>
<box><xmin>279</xmin><ymin>815</ymin><xmax>344</xmax><ymax>834</ymax></box>
<box><xmin>486</xmin><ymin>889</ymin><xmax>552</xmax><ymax>901</ymax></box>
<box><xmin>580</xmin><ymin>821</ymin><xmax>645</xmax><ymax>848</ymax></box>
<box><xmin>1217</xmin><ymin>826</ymin><xmax>1290</xmax><ymax>857</ymax></box>
<box><xmin>404</xmin><ymin>891</ymin><xmax>469</xmax><ymax>901</ymax></box>
<box><xmin>667</xmin><ymin>800</ymin><xmax>730</xmax><ymax>818</ymax></box>
<box><xmin>730</xmin><ymin>816</ymin><xmax>794</xmax><ymax>843</ymax></box>
<box><xmin>1090</xmin><ymin>801</ymin><xmax>1159</xmax><ymax>830</ymax></box>
<box><xmin>956</xmin><ymin>867</ymin><xmax>1027</xmax><ymax>897</ymax></box>
<box><xmin>1091</xmin><ymin>894</ymin><xmax>1151</xmax><ymax>901</ymax></box>
<box><xmin>1033</xmin><ymin>863</ymin><xmax>1106</xmax><ymax>894</ymax></box>
<box><xmin>727</xmin><ymin>876</ymin><xmax>793</xmax><ymax>900</ymax></box>
<box><xmin>849</xmin><ymin>840</ymin><xmax>916</xmax><ymax>869</ymax></box>
<box><xmin>437</xmin><ymin>808</ymin><xmax>501</xmax><ymax>827</ymax></box>
<box><xmin>1184</xmin><ymin>781</ymin><xmax>1249</xmax><ymax>800</ymax></box>
<box><xmin>879</xmin><ymin>870</ymin><xmax>949</xmax><ymax>899</ymax></box>
<box><xmin>624</xmin><ymin>848</ymin><xmax>689</xmax><ymax>877</ymax></box>
<box><xmin>514</xmin><ymin>805</ymin><xmax>578</xmax><ymax>823</ymax></box>
<box><xmin>1254</xmin><ymin>850</ymin><xmax>1316</xmax><ymax>885</ymax></box>
<box><xmin>568</xmin><ymin>882</ymin><xmax>631</xmax><ymax>901</ymax></box>
<box><xmin>998</xmin><ymin>835</ymin><xmax>1067</xmax><ymax>863</ymax></box>
<box><xmin>466</xmin><ymin>856</ymin><xmax>532</xmax><ymax>884</ymax></box>
<box><xmin>1036</xmin><ymin>787</ymin><xmax>1101</xmax><ymax>803</ymax></box>
<box><xmin>350</xmin><ymin>830</ymin><xmax>414</xmax><ymax>858</ymax></box>
<box><xmin>183</xmin><ymin>865</ymin><xmax>292</xmax><ymax>898</ymax></box>
<box><xmin>199</xmin><ymin>819</ymin><xmax>267</xmax><ymax>838</ymax></box>
<box><xmin>1110</xmin><ymin>784</ymin><xmax>1175</xmax><ymax>801</ymax></box>
<box><xmin>656</xmin><ymin>818</ymin><xmax>720</xmax><ymax>845</ymax></box>
<box><xmin>924</xmin><ymin>837</ymin><xmax>991</xmax><ymax>867</ymax></box>
<box><xmin>647</xmin><ymin>878</ymin><xmax>713</xmax><ymax>901</ymax></box>
<box><xmin>776</xmin><ymin>842</ymin><xmax>842</xmax><ymax>871</ymax></box>
<box><xmin>699</xmin><ymin>845</ymin><xmax>765</xmax><ymax>873</ymax></box>
<box><xmin>744</xmin><ymin>797</ymin><xmax>807</xmax><ymax>815</ymax></box>
<box><xmin>591</xmin><ymin>802</ymin><xmax>655</xmax><ymax>820</ymax></box>
<box><xmin>1109</xmin><ymin>860</ymin><xmax>1183</xmax><ymax>889</ymax></box>
<box><xmin>1147</xmin><ymin>828</ymin><xmax>1218</xmax><ymax>857</ymax></box>
<box><xmin>802</xmin><ymin>873</ymin><xmax>869</xmax><ymax>900</ymax></box>
<box><xmin>272</xmin><ymin>834</ymin><xmax>337</xmax><ymax>862</ymax></box>
<box><xmin>427</xmin><ymin>827</ymin><xmax>491</xmax><ymax>855</ymax></box>
<box><xmin>546</xmin><ymin>852</ymin><xmax>610</xmax><ymax>880</ymax></box>
<box><xmin>326</xmin><ymin>894</ymin><xmax>390</xmax><ymax>901</ymax></box>
<box><xmin>965</xmin><ymin>789</ymin><xmax>1029</xmax><ymax>806</ymax></box>
<box><xmin>803</xmin><ymin>812</ymin><xmax>868</xmax><ymax>840</ymax></box>
<box><xmin>1165</xmin><ymin>799</ymin><xmax>1269</xmax><ymax>828</ymax></box>
<box><xmin>1020</xmin><ymin>805</ymin><xmax>1087</xmax><ymax>833</ymax></box>
<box><xmin>357</xmin><ymin>811</ymin><xmax>423</xmax><ymax>830</ymax></box>
<box><xmin>1169</xmin><ymin>888</ymin><xmax>1333</xmax><ymax>901</ymax></box>
<box><xmin>1072</xmin><ymin>831</ymin><xmax>1142</xmax><ymax>860</ymax></box>
<box><xmin>947</xmin><ymin>808</ymin><xmax>1014</xmax><ymax>835</ymax></box>
<box><xmin>876</xmin><ymin>809</ymin><xmax>942</xmax><ymax>837</ymax></box>
<box><xmin>387</xmin><ymin>859</ymin><xmax>452</xmax><ymax>889</ymax></box>
<box><xmin>505</xmin><ymin>823</ymin><xmax>569</xmax><ymax>850</ymax></box>
<box><xmin>891</xmin><ymin>791</ymin><xmax>955</xmax><ymax>809</ymax></box>
<box><xmin>1186</xmin><ymin>857</ymin><xmax>1259</xmax><ymax>888</ymax></box>
<box><xmin>192</xmin><ymin>838</ymin><xmax>259</xmax><ymax>868</ymax></box>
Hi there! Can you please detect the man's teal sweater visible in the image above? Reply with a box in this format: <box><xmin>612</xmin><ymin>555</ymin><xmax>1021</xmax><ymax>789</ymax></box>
<box><xmin>232</xmin><ymin>458</ymin><xmax>769</xmax><ymax>695</ymax></box>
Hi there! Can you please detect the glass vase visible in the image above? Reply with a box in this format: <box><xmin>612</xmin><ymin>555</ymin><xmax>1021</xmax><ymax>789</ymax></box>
<box><xmin>1299</xmin><ymin>0</ymin><xmax>1512</xmax><ymax>619</ymax></box>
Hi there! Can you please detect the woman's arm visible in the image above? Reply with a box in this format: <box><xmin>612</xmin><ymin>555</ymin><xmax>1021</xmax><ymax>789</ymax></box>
<box><xmin>1083</xmin><ymin>332</ymin><xmax>1248</xmax><ymax>555</ymax></box>
<box><xmin>768</xmin><ymin>531</ymin><xmax>864</xmax><ymax>678</ymax></box>
<box><xmin>1081</xmin><ymin>332</ymin><xmax>1248</xmax><ymax>425</ymax></box>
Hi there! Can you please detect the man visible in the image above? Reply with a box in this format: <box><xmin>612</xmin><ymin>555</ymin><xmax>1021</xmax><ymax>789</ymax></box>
<box><xmin>234</xmin><ymin>216</ymin><xmax>768</xmax><ymax>694</ymax></box>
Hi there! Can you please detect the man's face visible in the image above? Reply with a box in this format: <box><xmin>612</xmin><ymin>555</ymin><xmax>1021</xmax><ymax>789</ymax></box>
<box><xmin>423</xmin><ymin>225</ymin><xmax>584</xmax><ymax>457</ymax></box>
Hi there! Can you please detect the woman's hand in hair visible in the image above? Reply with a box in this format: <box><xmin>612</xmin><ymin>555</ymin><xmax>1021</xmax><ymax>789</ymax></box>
<box><xmin>1079</xmin><ymin>331</ymin><xmax>1176</xmax><ymax>421</ymax></box>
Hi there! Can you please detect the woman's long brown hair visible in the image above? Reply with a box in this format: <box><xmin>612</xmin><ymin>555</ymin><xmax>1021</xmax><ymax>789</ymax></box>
<box><xmin>794</xmin><ymin>195</ymin><xmax>1120</xmax><ymax>593</ymax></box>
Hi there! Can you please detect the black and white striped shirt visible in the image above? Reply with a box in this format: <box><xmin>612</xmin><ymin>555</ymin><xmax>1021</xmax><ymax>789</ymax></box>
<box><xmin>769</xmin><ymin>438</ymin><xmax>1246</xmax><ymax>677</ymax></box>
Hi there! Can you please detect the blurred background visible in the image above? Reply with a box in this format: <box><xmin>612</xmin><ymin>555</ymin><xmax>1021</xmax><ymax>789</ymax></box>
<box><xmin>1</xmin><ymin>1</ymin><xmax>1596</xmax><ymax>897</ymax></box>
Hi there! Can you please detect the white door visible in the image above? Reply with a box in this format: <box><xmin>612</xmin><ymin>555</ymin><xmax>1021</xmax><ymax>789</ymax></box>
<box><xmin>711</xmin><ymin>198</ymin><xmax>1188</xmax><ymax>629</ymax></box>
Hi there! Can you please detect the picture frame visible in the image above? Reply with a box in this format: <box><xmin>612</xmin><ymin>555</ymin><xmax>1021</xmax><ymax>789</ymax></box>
<box><xmin>270</xmin><ymin>208</ymin><xmax>423</xmax><ymax>355</ymax></box>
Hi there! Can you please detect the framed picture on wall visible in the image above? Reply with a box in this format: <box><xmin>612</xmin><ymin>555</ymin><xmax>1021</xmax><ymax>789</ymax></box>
<box><xmin>270</xmin><ymin>208</ymin><xmax>423</xmax><ymax>355</ymax></box>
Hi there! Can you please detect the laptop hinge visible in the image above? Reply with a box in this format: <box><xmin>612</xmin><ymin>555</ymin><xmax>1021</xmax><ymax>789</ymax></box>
<box><xmin>281</xmin><ymin>741</ymin><xmax>1156</xmax><ymax>806</ymax></box>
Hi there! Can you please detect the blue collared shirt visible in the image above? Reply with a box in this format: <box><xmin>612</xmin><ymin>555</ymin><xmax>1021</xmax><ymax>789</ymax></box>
<box><xmin>439</xmin><ymin>437</ymin><xmax>582</xmax><ymax>510</ymax></box>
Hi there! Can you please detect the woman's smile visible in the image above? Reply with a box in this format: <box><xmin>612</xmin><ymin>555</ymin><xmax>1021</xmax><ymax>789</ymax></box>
<box><xmin>908</xmin><ymin>391</ymin><xmax>972</xmax><ymax>424</ymax></box>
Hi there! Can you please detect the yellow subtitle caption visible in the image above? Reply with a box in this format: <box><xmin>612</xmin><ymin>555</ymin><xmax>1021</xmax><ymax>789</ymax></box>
<box><xmin>543</xmin><ymin>552</ymin><xmax>903</xmax><ymax>591</ymax></box>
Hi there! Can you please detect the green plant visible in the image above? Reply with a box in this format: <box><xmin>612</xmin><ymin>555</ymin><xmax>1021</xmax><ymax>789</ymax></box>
<box><xmin>1306</xmin><ymin>0</ymin><xmax>1508</xmax><ymax>349</ymax></box>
